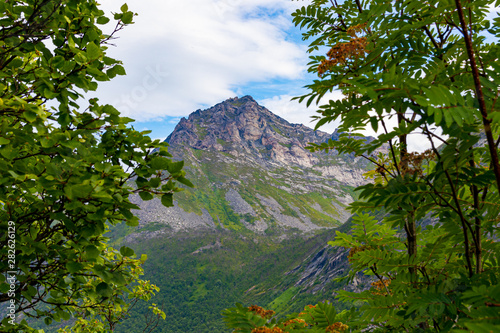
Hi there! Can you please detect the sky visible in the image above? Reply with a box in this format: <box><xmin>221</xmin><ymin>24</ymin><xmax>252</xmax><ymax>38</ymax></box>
<box><xmin>94</xmin><ymin>0</ymin><xmax>342</xmax><ymax>140</ymax></box>
<box><xmin>92</xmin><ymin>1</ymin><xmax>499</xmax><ymax>152</ymax></box>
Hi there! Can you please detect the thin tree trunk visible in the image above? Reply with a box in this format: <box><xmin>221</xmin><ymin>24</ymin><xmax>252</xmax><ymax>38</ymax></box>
<box><xmin>468</xmin><ymin>148</ymin><xmax>482</xmax><ymax>273</ymax></box>
<box><xmin>398</xmin><ymin>113</ymin><xmax>417</xmax><ymax>278</ymax></box>
<box><xmin>455</xmin><ymin>0</ymin><xmax>500</xmax><ymax>192</ymax></box>
<box><xmin>405</xmin><ymin>213</ymin><xmax>418</xmax><ymax>279</ymax></box>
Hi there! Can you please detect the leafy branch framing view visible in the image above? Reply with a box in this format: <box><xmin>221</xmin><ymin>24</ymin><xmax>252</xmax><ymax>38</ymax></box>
<box><xmin>224</xmin><ymin>0</ymin><xmax>500</xmax><ymax>332</ymax></box>
<box><xmin>1</xmin><ymin>0</ymin><xmax>499</xmax><ymax>332</ymax></box>
<box><xmin>0</xmin><ymin>1</ymin><xmax>190</xmax><ymax>332</ymax></box>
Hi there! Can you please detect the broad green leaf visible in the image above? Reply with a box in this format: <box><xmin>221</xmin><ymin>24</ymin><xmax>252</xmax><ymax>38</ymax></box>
<box><xmin>24</xmin><ymin>111</ymin><xmax>38</xmax><ymax>122</ymax></box>
<box><xmin>66</xmin><ymin>262</ymin><xmax>84</xmax><ymax>273</ymax></box>
<box><xmin>125</xmin><ymin>216</ymin><xmax>139</xmax><ymax>227</ymax></box>
<box><xmin>112</xmin><ymin>64</ymin><xmax>126</xmax><ymax>76</ymax></box>
<box><xmin>139</xmin><ymin>191</ymin><xmax>154</xmax><ymax>201</ymax></box>
<box><xmin>177</xmin><ymin>176</ymin><xmax>194</xmax><ymax>188</ymax></box>
<box><xmin>167</xmin><ymin>160</ymin><xmax>184</xmax><ymax>174</ymax></box>
<box><xmin>40</xmin><ymin>138</ymin><xmax>55</xmax><ymax>148</ymax></box>
<box><xmin>96</xmin><ymin>16</ymin><xmax>110</xmax><ymax>24</ymax></box>
<box><xmin>86</xmin><ymin>41</ymin><xmax>101</xmax><ymax>59</ymax></box>
<box><xmin>120</xmin><ymin>246</ymin><xmax>135</xmax><ymax>257</ymax></box>
<box><xmin>161</xmin><ymin>193</ymin><xmax>173</xmax><ymax>207</ymax></box>
<box><xmin>95</xmin><ymin>282</ymin><xmax>112</xmax><ymax>298</ymax></box>
<box><xmin>121</xmin><ymin>12</ymin><xmax>134</xmax><ymax>24</ymax></box>
<box><xmin>150</xmin><ymin>156</ymin><xmax>170</xmax><ymax>170</ymax></box>
<box><xmin>85</xmin><ymin>245</ymin><xmax>100</xmax><ymax>259</ymax></box>
<box><xmin>102</xmin><ymin>104</ymin><xmax>119</xmax><ymax>115</ymax></box>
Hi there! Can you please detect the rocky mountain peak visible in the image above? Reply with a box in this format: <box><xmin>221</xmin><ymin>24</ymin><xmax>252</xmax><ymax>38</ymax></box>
<box><xmin>132</xmin><ymin>96</ymin><xmax>374</xmax><ymax>236</ymax></box>
<box><xmin>166</xmin><ymin>96</ymin><xmax>332</xmax><ymax>168</ymax></box>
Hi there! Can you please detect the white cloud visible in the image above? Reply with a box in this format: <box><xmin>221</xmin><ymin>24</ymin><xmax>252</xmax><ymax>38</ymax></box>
<box><xmin>260</xmin><ymin>93</ymin><xmax>441</xmax><ymax>152</ymax></box>
<box><xmin>487</xmin><ymin>4</ymin><xmax>500</xmax><ymax>20</ymax></box>
<box><xmin>85</xmin><ymin>0</ymin><xmax>482</xmax><ymax>154</ymax></box>
<box><xmin>92</xmin><ymin>0</ymin><xmax>309</xmax><ymax>121</ymax></box>
<box><xmin>259</xmin><ymin>92</ymin><xmax>344</xmax><ymax>134</ymax></box>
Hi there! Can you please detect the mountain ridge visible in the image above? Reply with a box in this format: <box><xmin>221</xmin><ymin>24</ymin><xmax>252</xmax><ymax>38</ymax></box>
<box><xmin>166</xmin><ymin>95</ymin><xmax>334</xmax><ymax>168</ymax></box>
<box><xmin>129</xmin><ymin>95</ymin><xmax>373</xmax><ymax>238</ymax></box>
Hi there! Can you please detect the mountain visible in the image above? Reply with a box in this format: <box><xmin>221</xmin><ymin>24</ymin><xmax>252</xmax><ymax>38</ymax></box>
<box><xmin>106</xmin><ymin>96</ymin><xmax>376</xmax><ymax>333</ymax></box>
<box><xmin>128</xmin><ymin>95</ymin><xmax>372</xmax><ymax>239</ymax></box>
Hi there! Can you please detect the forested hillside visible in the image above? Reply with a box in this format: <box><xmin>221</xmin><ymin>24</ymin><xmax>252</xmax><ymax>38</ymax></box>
<box><xmin>112</xmin><ymin>229</ymin><xmax>352</xmax><ymax>332</ymax></box>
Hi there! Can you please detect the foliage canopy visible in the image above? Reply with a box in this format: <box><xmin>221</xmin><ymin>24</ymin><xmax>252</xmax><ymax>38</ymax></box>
<box><xmin>224</xmin><ymin>0</ymin><xmax>500</xmax><ymax>331</ymax></box>
<box><xmin>0</xmin><ymin>0</ymin><xmax>190</xmax><ymax>331</ymax></box>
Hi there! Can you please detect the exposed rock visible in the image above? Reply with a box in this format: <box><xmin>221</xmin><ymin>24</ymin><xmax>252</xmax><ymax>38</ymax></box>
<box><xmin>191</xmin><ymin>239</ymin><xmax>222</xmax><ymax>254</ymax></box>
<box><xmin>166</xmin><ymin>96</ymin><xmax>338</xmax><ymax>170</ymax></box>
<box><xmin>288</xmin><ymin>244</ymin><xmax>373</xmax><ymax>294</ymax></box>
<box><xmin>225</xmin><ymin>189</ymin><xmax>256</xmax><ymax>217</ymax></box>
<box><xmin>130</xmin><ymin>195</ymin><xmax>215</xmax><ymax>231</ymax></box>
<box><xmin>256</xmin><ymin>194</ymin><xmax>320</xmax><ymax>232</ymax></box>
<box><xmin>132</xmin><ymin>96</ymin><xmax>378</xmax><ymax>235</ymax></box>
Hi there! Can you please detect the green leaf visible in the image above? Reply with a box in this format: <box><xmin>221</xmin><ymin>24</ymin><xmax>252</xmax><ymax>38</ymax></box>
<box><xmin>8</xmin><ymin>58</ymin><xmax>23</xmax><ymax>69</ymax></box>
<box><xmin>85</xmin><ymin>245</ymin><xmax>100</xmax><ymax>259</ymax></box>
<box><xmin>112</xmin><ymin>64</ymin><xmax>126</xmax><ymax>76</ymax></box>
<box><xmin>434</xmin><ymin>107</ymin><xmax>443</xmax><ymax>125</ymax></box>
<box><xmin>139</xmin><ymin>191</ymin><xmax>154</xmax><ymax>201</ymax></box>
<box><xmin>86</xmin><ymin>41</ymin><xmax>101</xmax><ymax>59</ymax></box>
<box><xmin>150</xmin><ymin>156</ymin><xmax>170</xmax><ymax>170</ymax></box>
<box><xmin>311</xmin><ymin>301</ymin><xmax>337</xmax><ymax>328</ymax></box>
<box><xmin>167</xmin><ymin>160</ymin><xmax>184</xmax><ymax>174</ymax></box>
<box><xmin>125</xmin><ymin>216</ymin><xmax>139</xmax><ymax>227</ymax></box>
<box><xmin>64</xmin><ymin>186</ymin><xmax>74</xmax><ymax>200</ymax></box>
<box><xmin>450</xmin><ymin>107</ymin><xmax>463</xmax><ymax>127</ymax></box>
<box><xmin>24</xmin><ymin>111</ymin><xmax>38</xmax><ymax>122</ymax></box>
<box><xmin>149</xmin><ymin>177</ymin><xmax>161</xmax><ymax>188</ymax></box>
<box><xmin>177</xmin><ymin>176</ymin><xmax>194</xmax><ymax>188</ymax></box>
<box><xmin>464</xmin><ymin>322</ymin><xmax>500</xmax><ymax>333</ymax></box>
<box><xmin>113</xmin><ymin>193</ymin><xmax>123</xmax><ymax>202</ymax></box>
<box><xmin>120</xmin><ymin>246</ymin><xmax>135</xmax><ymax>257</ymax></box>
<box><xmin>161</xmin><ymin>193</ymin><xmax>173</xmax><ymax>207</ymax></box>
<box><xmin>0</xmin><ymin>283</ymin><xmax>10</xmax><ymax>293</ymax></box>
<box><xmin>102</xmin><ymin>104</ymin><xmax>119</xmax><ymax>115</ymax></box>
<box><xmin>74</xmin><ymin>52</ymin><xmax>87</xmax><ymax>65</ymax></box>
<box><xmin>72</xmin><ymin>184</ymin><xmax>93</xmax><ymax>198</ymax></box>
<box><xmin>95</xmin><ymin>282</ymin><xmax>112</xmax><ymax>298</ymax></box>
<box><xmin>369</xmin><ymin>117</ymin><xmax>378</xmax><ymax>133</ymax></box>
<box><xmin>97</xmin><ymin>16</ymin><xmax>110</xmax><ymax>24</ymax></box>
<box><xmin>66</xmin><ymin>262</ymin><xmax>84</xmax><ymax>273</ymax></box>
<box><xmin>40</xmin><ymin>138</ymin><xmax>55</xmax><ymax>148</ymax></box>
<box><xmin>121</xmin><ymin>11</ymin><xmax>134</xmax><ymax>24</ymax></box>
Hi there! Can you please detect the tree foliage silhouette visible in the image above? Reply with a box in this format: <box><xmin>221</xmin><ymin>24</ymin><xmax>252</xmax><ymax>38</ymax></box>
<box><xmin>224</xmin><ymin>0</ymin><xmax>500</xmax><ymax>331</ymax></box>
<box><xmin>0</xmin><ymin>1</ymin><xmax>190</xmax><ymax>331</ymax></box>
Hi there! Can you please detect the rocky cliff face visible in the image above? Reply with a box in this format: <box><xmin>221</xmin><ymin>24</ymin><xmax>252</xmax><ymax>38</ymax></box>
<box><xmin>131</xmin><ymin>96</ymin><xmax>374</xmax><ymax>237</ymax></box>
<box><xmin>168</xmin><ymin>96</ymin><xmax>330</xmax><ymax>169</ymax></box>
<box><xmin>166</xmin><ymin>96</ymin><xmax>369</xmax><ymax>185</ymax></box>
